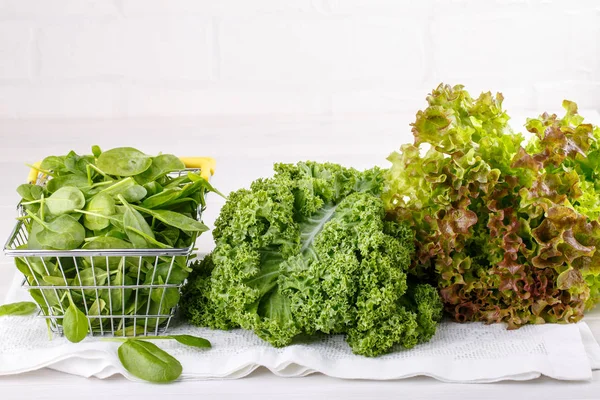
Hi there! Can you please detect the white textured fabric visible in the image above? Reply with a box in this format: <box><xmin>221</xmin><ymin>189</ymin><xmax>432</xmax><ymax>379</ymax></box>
<box><xmin>0</xmin><ymin>271</ymin><xmax>598</xmax><ymax>383</ymax></box>
<box><xmin>0</xmin><ymin>313</ymin><xmax>597</xmax><ymax>382</ymax></box>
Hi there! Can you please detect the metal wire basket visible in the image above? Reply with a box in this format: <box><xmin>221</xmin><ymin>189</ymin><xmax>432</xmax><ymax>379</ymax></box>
<box><xmin>3</xmin><ymin>162</ymin><xmax>213</xmax><ymax>338</ymax></box>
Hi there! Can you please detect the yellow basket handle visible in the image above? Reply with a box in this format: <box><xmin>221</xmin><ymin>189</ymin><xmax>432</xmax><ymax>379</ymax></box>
<box><xmin>180</xmin><ymin>157</ymin><xmax>216</xmax><ymax>181</ymax></box>
<box><xmin>27</xmin><ymin>162</ymin><xmax>43</xmax><ymax>184</ymax></box>
<box><xmin>27</xmin><ymin>156</ymin><xmax>216</xmax><ymax>184</ymax></box>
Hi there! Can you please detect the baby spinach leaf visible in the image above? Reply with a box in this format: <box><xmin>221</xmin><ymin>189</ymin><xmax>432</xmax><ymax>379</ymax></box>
<box><xmin>83</xmin><ymin>193</ymin><xmax>115</xmax><ymax>231</ymax></box>
<box><xmin>168</xmin><ymin>335</ymin><xmax>211</xmax><ymax>349</ymax></box>
<box><xmin>132</xmin><ymin>334</ymin><xmax>212</xmax><ymax>349</ymax></box>
<box><xmin>82</xmin><ymin>237</ymin><xmax>133</xmax><ymax>271</ymax></box>
<box><xmin>156</xmin><ymin>227</ymin><xmax>180</xmax><ymax>246</ymax></box>
<box><xmin>29</xmin><ymin>283</ymin><xmax>62</xmax><ymax>307</ymax></box>
<box><xmin>150</xmin><ymin>276</ymin><xmax>180</xmax><ymax>309</ymax></box>
<box><xmin>98</xmin><ymin>177</ymin><xmax>134</xmax><ymax>197</ymax></box>
<box><xmin>0</xmin><ymin>301</ymin><xmax>38</xmax><ymax>316</ymax></box>
<box><xmin>97</xmin><ymin>147</ymin><xmax>152</xmax><ymax>177</ymax></box>
<box><xmin>103</xmin><ymin>229</ymin><xmax>129</xmax><ymax>241</ymax></box>
<box><xmin>100</xmin><ymin>270</ymin><xmax>133</xmax><ymax>313</ymax></box>
<box><xmin>63</xmin><ymin>301</ymin><xmax>89</xmax><ymax>343</ymax></box>
<box><xmin>108</xmin><ymin>210</ymin><xmax>125</xmax><ymax>231</ymax></box>
<box><xmin>123</xmin><ymin>210</ymin><xmax>154</xmax><ymax>247</ymax></box>
<box><xmin>118</xmin><ymin>339</ymin><xmax>182</xmax><ymax>383</ymax></box>
<box><xmin>187</xmin><ymin>172</ymin><xmax>224</xmax><ymax>197</ymax></box>
<box><xmin>63</xmin><ymin>151</ymin><xmax>91</xmax><ymax>176</ymax></box>
<box><xmin>115</xmin><ymin>325</ymin><xmax>146</xmax><ymax>337</ymax></box>
<box><xmin>94</xmin><ymin>178</ymin><xmax>146</xmax><ymax>204</ymax></box>
<box><xmin>34</xmin><ymin>214</ymin><xmax>86</xmax><ymax>250</ymax></box>
<box><xmin>88</xmin><ymin>298</ymin><xmax>106</xmax><ymax>328</ymax></box>
<box><xmin>122</xmin><ymin>185</ymin><xmax>147</xmax><ymax>203</ymax></box>
<box><xmin>92</xmin><ymin>145</ymin><xmax>102</xmax><ymax>158</ymax></box>
<box><xmin>75</xmin><ymin>267</ymin><xmax>109</xmax><ymax>297</ymax></box>
<box><xmin>17</xmin><ymin>184</ymin><xmax>44</xmax><ymax>202</ymax></box>
<box><xmin>144</xmin><ymin>262</ymin><xmax>189</xmax><ymax>285</ymax></box>
<box><xmin>132</xmin><ymin>205</ymin><xmax>208</xmax><ymax>232</ymax></box>
<box><xmin>82</xmin><ymin>236</ymin><xmax>133</xmax><ymax>270</ymax></box>
<box><xmin>46</xmin><ymin>175</ymin><xmax>88</xmax><ymax>194</ymax></box>
<box><xmin>75</xmin><ymin>268</ymin><xmax>109</xmax><ymax>287</ymax></box>
<box><xmin>88</xmin><ymin>298</ymin><xmax>106</xmax><ymax>316</ymax></box>
<box><xmin>42</xmin><ymin>275</ymin><xmax>67</xmax><ymax>285</ymax></box>
<box><xmin>135</xmin><ymin>154</ymin><xmax>185</xmax><ymax>185</ymax></box>
<box><xmin>141</xmin><ymin>188</ymin><xmax>181</xmax><ymax>209</ymax></box>
<box><xmin>20</xmin><ymin>257</ymin><xmax>52</xmax><ymax>276</ymax></box>
<box><xmin>127</xmin><ymin>227</ymin><xmax>172</xmax><ymax>249</ymax></box>
<box><xmin>144</xmin><ymin>178</ymin><xmax>214</xmax><ymax>211</ymax></box>
<box><xmin>27</xmin><ymin>221</ymin><xmax>44</xmax><ymax>250</ymax></box>
<box><xmin>46</xmin><ymin>187</ymin><xmax>85</xmax><ymax>216</ymax></box>
<box><xmin>125</xmin><ymin>297</ymin><xmax>148</xmax><ymax>315</ymax></box>
<box><xmin>83</xmin><ymin>236</ymin><xmax>132</xmax><ymax>250</ymax></box>
<box><xmin>40</xmin><ymin>155</ymin><xmax>67</xmax><ymax>174</ymax></box>
<box><xmin>144</xmin><ymin>300</ymin><xmax>171</xmax><ymax>329</ymax></box>
<box><xmin>178</xmin><ymin>179</ymin><xmax>207</xmax><ymax>199</ymax></box>
<box><xmin>163</xmin><ymin>176</ymin><xmax>190</xmax><ymax>190</ymax></box>
<box><xmin>15</xmin><ymin>256</ymin><xmax>35</xmax><ymax>278</ymax></box>
<box><xmin>143</xmin><ymin>181</ymin><xmax>162</xmax><ymax>197</ymax></box>
<box><xmin>120</xmin><ymin>196</ymin><xmax>156</xmax><ymax>247</ymax></box>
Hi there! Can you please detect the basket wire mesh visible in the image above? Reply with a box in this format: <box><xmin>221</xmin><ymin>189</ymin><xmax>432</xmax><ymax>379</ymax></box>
<box><xmin>3</xmin><ymin>169</ymin><xmax>203</xmax><ymax>337</ymax></box>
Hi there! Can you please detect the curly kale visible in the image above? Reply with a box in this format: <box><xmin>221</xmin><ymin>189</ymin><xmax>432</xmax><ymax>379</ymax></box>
<box><xmin>180</xmin><ymin>162</ymin><xmax>443</xmax><ymax>356</ymax></box>
<box><xmin>384</xmin><ymin>83</ymin><xmax>600</xmax><ymax>328</ymax></box>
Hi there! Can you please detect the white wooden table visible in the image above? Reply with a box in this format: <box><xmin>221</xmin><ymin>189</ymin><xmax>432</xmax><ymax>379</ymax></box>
<box><xmin>2</xmin><ymin>113</ymin><xmax>600</xmax><ymax>399</ymax></box>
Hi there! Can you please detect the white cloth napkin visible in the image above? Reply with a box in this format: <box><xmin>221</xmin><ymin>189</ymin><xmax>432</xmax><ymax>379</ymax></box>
<box><xmin>1</xmin><ymin>270</ymin><xmax>599</xmax><ymax>383</ymax></box>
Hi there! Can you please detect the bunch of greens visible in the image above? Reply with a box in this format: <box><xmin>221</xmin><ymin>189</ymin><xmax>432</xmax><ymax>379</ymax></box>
<box><xmin>14</xmin><ymin>146</ymin><xmax>218</xmax><ymax>334</ymax></box>
<box><xmin>180</xmin><ymin>162</ymin><xmax>443</xmax><ymax>357</ymax></box>
<box><xmin>20</xmin><ymin>146</ymin><xmax>214</xmax><ymax>251</ymax></box>
<box><xmin>0</xmin><ymin>300</ymin><xmax>211</xmax><ymax>383</ymax></box>
<box><xmin>384</xmin><ymin>84</ymin><xmax>600</xmax><ymax>327</ymax></box>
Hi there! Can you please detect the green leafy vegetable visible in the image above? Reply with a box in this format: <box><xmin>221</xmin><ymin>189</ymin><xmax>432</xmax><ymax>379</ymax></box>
<box><xmin>45</xmin><ymin>187</ymin><xmax>85</xmax><ymax>216</ymax></box>
<box><xmin>88</xmin><ymin>299</ymin><xmax>106</xmax><ymax>317</ymax></box>
<box><xmin>135</xmin><ymin>154</ymin><xmax>185</xmax><ymax>185</ymax></box>
<box><xmin>121</xmin><ymin>185</ymin><xmax>147</xmax><ymax>203</ymax></box>
<box><xmin>132</xmin><ymin>205</ymin><xmax>208</xmax><ymax>232</ymax></box>
<box><xmin>120</xmin><ymin>196</ymin><xmax>156</xmax><ymax>248</ymax></box>
<box><xmin>17</xmin><ymin>184</ymin><xmax>44</xmax><ymax>202</ymax></box>
<box><xmin>46</xmin><ymin>175</ymin><xmax>88</xmax><ymax>194</ymax></box>
<box><xmin>115</xmin><ymin>326</ymin><xmax>146</xmax><ymax>337</ymax></box>
<box><xmin>118</xmin><ymin>339</ymin><xmax>182</xmax><ymax>383</ymax></box>
<box><xmin>0</xmin><ymin>301</ymin><xmax>38</xmax><ymax>316</ymax></box>
<box><xmin>384</xmin><ymin>83</ymin><xmax>600</xmax><ymax>328</ymax></box>
<box><xmin>180</xmin><ymin>162</ymin><xmax>442</xmax><ymax>357</ymax></box>
<box><xmin>106</xmin><ymin>334</ymin><xmax>211</xmax><ymax>383</ymax></box>
<box><xmin>83</xmin><ymin>193</ymin><xmax>115</xmax><ymax>231</ymax></box>
<box><xmin>96</xmin><ymin>147</ymin><xmax>152</xmax><ymax>177</ymax></box>
<box><xmin>63</xmin><ymin>298</ymin><xmax>89</xmax><ymax>343</ymax></box>
<box><xmin>167</xmin><ymin>334</ymin><xmax>211</xmax><ymax>349</ymax></box>
<box><xmin>92</xmin><ymin>145</ymin><xmax>102</xmax><ymax>158</ymax></box>
<box><xmin>28</xmin><ymin>212</ymin><xmax>85</xmax><ymax>250</ymax></box>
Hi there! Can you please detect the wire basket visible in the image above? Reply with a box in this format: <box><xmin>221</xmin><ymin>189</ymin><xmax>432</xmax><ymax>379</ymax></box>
<box><xmin>3</xmin><ymin>167</ymin><xmax>208</xmax><ymax>338</ymax></box>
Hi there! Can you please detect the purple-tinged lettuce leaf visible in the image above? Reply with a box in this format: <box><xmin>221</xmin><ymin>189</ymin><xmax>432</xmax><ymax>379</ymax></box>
<box><xmin>385</xmin><ymin>84</ymin><xmax>600</xmax><ymax>328</ymax></box>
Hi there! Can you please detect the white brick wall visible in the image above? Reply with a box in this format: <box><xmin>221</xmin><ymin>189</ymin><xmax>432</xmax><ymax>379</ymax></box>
<box><xmin>0</xmin><ymin>0</ymin><xmax>598</xmax><ymax>118</ymax></box>
<box><xmin>38</xmin><ymin>17</ymin><xmax>213</xmax><ymax>81</ymax></box>
<box><xmin>0</xmin><ymin>21</ymin><xmax>34</xmax><ymax>80</ymax></box>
